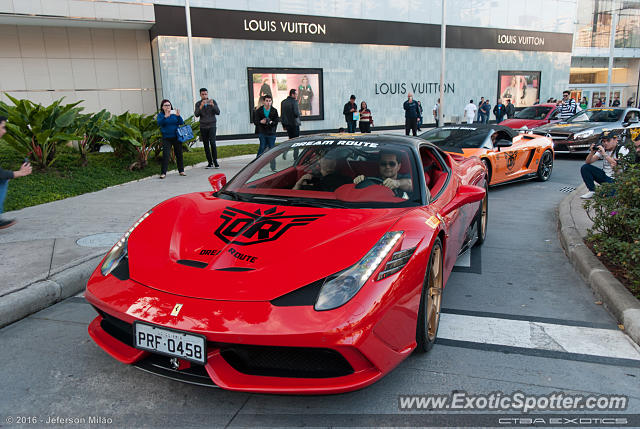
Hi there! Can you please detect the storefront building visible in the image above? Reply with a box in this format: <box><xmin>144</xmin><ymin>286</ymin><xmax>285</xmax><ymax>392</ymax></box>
<box><xmin>0</xmin><ymin>0</ymin><xmax>577</xmax><ymax>135</ymax></box>
<box><xmin>569</xmin><ymin>0</ymin><xmax>640</xmax><ymax>107</ymax></box>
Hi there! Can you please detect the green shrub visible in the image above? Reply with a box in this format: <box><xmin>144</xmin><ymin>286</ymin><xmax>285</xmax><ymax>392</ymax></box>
<box><xmin>99</xmin><ymin>112</ymin><xmax>161</xmax><ymax>169</ymax></box>
<box><xmin>76</xmin><ymin>110</ymin><xmax>110</xmax><ymax>166</ymax></box>
<box><xmin>584</xmin><ymin>146</ymin><xmax>640</xmax><ymax>297</ymax></box>
<box><xmin>0</xmin><ymin>95</ymin><xmax>83</xmax><ymax>169</ymax></box>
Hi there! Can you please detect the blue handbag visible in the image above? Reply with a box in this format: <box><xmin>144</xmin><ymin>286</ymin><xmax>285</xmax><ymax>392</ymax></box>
<box><xmin>176</xmin><ymin>124</ymin><xmax>194</xmax><ymax>143</ymax></box>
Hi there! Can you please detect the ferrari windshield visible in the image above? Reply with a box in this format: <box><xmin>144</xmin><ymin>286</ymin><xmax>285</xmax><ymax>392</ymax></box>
<box><xmin>566</xmin><ymin>109</ymin><xmax>623</xmax><ymax>123</ymax></box>
<box><xmin>419</xmin><ymin>127</ymin><xmax>488</xmax><ymax>149</ymax></box>
<box><xmin>221</xmin><ymin>138</ymin><xmax>421</xmax><ymax>208</ymax></box>
<box><xmin>515</xmin><ymin>106</ymin><xmax>552</xmax><ymax>120</ymax></box>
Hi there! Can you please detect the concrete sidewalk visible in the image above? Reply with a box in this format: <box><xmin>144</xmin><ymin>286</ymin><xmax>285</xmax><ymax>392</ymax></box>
<box><xmin>558</xmin><ymin>184</ymin><xmax>640</xmax><ymax>345</ymax></box>
<box><xmin>0</xmin><ymin>130</ymin><xmax>411</xmax><ymax>327</ymax></box>
<box><xmin>0</xmin><ymin>153</ymin><xmax>255</xmax><ymax>327</ymax></box>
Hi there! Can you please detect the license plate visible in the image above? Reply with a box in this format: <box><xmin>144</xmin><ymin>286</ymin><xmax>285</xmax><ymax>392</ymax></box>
<box><xmin>133</xmin><ymin>322</ymin><xmax>207</xmax><ymax>365</ymax></box>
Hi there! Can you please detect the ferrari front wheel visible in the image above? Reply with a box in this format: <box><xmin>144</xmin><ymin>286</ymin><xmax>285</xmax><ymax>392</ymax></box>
<box><xmin>474</xmin><ymin>181</ymin><xmax>488</xmax><ymax>246</ymax></box>
<box><xmin>416</xmin><ymin>237</ymin><xmax>443</xmax><ymax>353</ymax></box>
<box><xmin>536</xmin><ymin>150</ymin><xmax>553</xmax><ymax>182</ymax></box>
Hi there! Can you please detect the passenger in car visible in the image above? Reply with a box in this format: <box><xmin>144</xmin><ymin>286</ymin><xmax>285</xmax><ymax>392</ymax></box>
<box><xmin>354</xmin><ymin>150</ymin><xmax>413</xmax><ymax>198</ymax></box>
<box><xmin>292</xmin><ymin>150</ymin><xmax>351</xmax><ymax>192</ymax></box>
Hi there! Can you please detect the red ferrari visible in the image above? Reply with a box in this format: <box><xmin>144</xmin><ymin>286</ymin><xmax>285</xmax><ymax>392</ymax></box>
<box><xmin>500</xmin><ymin>103</ymin><xmax>560</xmax><ymax>131</ymax></box>
<box><xmin>85</xmin><ymin>134</ymin><xmax>487</xmax><ymax>394</ymax></box>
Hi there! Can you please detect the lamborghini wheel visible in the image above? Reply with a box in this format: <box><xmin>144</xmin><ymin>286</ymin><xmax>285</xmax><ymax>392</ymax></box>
<box><xmin>536</xmin><ymin>150</ymin><xmax>553</xmax><ymax>182</ymax></box>
<box><xmin>482</xmin><ymin>159</ymin><xmax>492</xmax><ymax>184</ymax></box>
<box><xmin>474</xmin><ymin>181</ymin><xmax>488</xmax><ymax>247</ymax></box>
<box><xmin>416</xmin><ymin>238</ymin><xmax>443</xmax><ymax>353</ymax></box>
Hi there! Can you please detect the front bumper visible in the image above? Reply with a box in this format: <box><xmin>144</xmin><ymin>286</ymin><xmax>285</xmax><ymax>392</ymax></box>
<box><xmin>533</xmin><ymin>133</ymin><xmax>597</xmax><ymax>153</ymax></box>
<box><xmin>85</xmin><ymin>273</ymin><xmax>418</xmax><ymax>394</ymax></box>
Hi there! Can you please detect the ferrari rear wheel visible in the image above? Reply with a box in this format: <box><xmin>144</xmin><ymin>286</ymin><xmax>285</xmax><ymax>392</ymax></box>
<box><xmin>474</xmin><ymin>181</ymin><xmax>488</xmax><ymax>247</ymax></box>
<box><xmin>536</xmin><ymin>150</ymin><xmax>553</xmax><ymax>182</ymax></box>
<box><xmin>482</xmin><ymin>159</ymin><xmax>492</xmax><ymax>184</ymax></box>
<box><xmin>416</xmin><ymin>238</ymin><xmax>443</xmax><ymax>353</ymax></box>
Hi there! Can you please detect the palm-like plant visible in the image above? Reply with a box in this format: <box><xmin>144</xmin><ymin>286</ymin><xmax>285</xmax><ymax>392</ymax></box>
<box><xmin>0</xmin><ymin>94</ymin><xmax>83</xmax><ymax>169</ymax></box>
<box><xmin>99</xmin><ymin>112</ymin><xmax>161</xmax><ymax>170</ymax></box>
<box><xmin>76</xmin><ymin>109</ymin><xmax>110</xmax><ymax>167</ymax></box>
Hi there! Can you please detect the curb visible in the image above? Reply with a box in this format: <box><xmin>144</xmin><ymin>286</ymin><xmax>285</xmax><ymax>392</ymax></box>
<box><xmin>0</xmin><ymin>254</ymin><xmax>103</xmax><ymax>329</ymax></box>
<box><xmin>557</xmin><ymin>185</ymin><xmax>640</xmax><ymax>345</ymax></box>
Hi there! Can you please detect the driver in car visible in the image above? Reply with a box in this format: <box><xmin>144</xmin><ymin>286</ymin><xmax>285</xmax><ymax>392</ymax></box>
<box><xmin>293</xmin><ymin>150</ymin><xmax>351</xmax><ymax>192</ymax></box>
<box><xmin>354</xmin><ymin>150</ymin><xmax>413</xmax><ymax>198</ymax></box>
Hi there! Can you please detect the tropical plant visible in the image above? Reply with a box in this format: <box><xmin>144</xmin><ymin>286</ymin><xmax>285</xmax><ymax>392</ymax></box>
<box><xmin>0</xmin><ymin>94</ymin><xmax>83</xmax><ymax>169</ymax></box>
<box><xmin>99</xmin><ymin>112</ymin><xmax>161</xmax><ymax>170</ymax></box>
<box><xmin>75</xmin><ymin>109</ymin><xmax>110</xmax><ymax>167</ymax></box>
<box><xmin>584</xmin><ymin>146</ymin><xmax>640</xmax><ymax>296</ymax></box>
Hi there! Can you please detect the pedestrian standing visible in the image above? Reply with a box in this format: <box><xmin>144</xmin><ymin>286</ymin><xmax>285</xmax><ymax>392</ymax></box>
<box><xmin>480</xmin><ymin>99</ymin><xmax>491</xmax><ymax>124</ymax></box>
<box><xmin>493</xmin><ymin>99</ymin><xmax>506</xmax><ymax>123</ymax></box>
<box><xmin>417</xmin><ymin>101</ymin><xmax>424</xmax><ymax>131</ymax></box>
<box><xmin>558</xmin><ymin>90</ymin><xmax>577</xmax><ymax>121</ymax></box>
<box><xmin>477</xmin><ymin>97</ymin><xmax>486</xmax><ymax>123</ymax></box>
<box><xmin>580</xmin><ymin>97</ymin><xmax>588</xmax><ymax>110</ymax></box>
<box><xmin>343</xmin><ymin>95</ymin><xmax>358</xmax><ymax>133</ymax></box>
<box><xmin>0</xmin><ymin>116</ymin><xmax>32</xmax><ymax>229</ymax></box>
<box><xmin>433</xmin><ymin>99</ymin><xmax>440</xmax><ymax>128</ymax></box>
<box><xmin>463</xmin><ymin>100</ymin><xmax>477</xmax><ymax>124</ymax></box>
<box><xmin>157</xmin><ymin>99</ymin><xmax>185</xmax><ymax>179</ymax></box>
<box><xmin>359</xmin><ymin>101</ymin><xmax>373</xmax><ymax>133</ymax></box>
<box><xmin>194</xmin><ymin>87</ymin><xmax>220</xmax><ymax>169</ymax></box>
<box><xmin>281</xmin><ymin>88</ymin><xmax>301</xmax><ymax>139</ymax></box>
<box><xmin>505</xmin><ymin>99</ymin><xmax>515</xmax><ymax>119</ymax></box>
<box><xmin>403</xmin><ymin>93</ymin><xmax>420</xmax><ymax>136</ymax></box>
<box><xmin>254</xmin><ymin>94</ymin><xmax>279</xmax><ymax>171</ymax></box>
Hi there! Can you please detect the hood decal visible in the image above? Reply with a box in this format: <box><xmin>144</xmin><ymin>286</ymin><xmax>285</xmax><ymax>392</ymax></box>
<box><xmin>214</xmin><ymin>206</ymin><xmax>325</xmax><ymax>246</ymax></box>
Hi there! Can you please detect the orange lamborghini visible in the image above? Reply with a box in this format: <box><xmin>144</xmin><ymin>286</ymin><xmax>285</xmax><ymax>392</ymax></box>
<box><xmin>419</xmin><ymin>124</ymin><xmax>554</xmax><ymax>185</ymax></box>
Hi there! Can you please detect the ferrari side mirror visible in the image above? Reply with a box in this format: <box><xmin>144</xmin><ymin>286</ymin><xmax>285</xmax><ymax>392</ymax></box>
<box><xmin>441</xmin><ymin>184</ymin><xmax>486</xmax><ymax>217</ymax></box>
<box><xmin>209</xmin><ymin>173</ymin><xmax>227</xmax><ymax>192</ymax></box>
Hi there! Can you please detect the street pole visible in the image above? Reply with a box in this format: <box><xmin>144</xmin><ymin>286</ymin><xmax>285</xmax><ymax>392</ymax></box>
<box><xmin>185</xmin><ymin>0</ymin><xmax>197</xmax><ymax>105</ymax></box>
<box><xmin>606</xmin><ymin>7</ymin><xmax>618</xmax><ymax>106</ymax></box>
<box><xmin>438</xmin><ymin>0</ymin><xmax>446</xmax><ymax>125</ymax></box>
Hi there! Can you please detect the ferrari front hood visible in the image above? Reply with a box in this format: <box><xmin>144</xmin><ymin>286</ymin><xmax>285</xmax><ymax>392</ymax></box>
<box><xmin>127</xmin><ymin>193</ymin><xmax>408</xmax><ymax>301</ymax></box>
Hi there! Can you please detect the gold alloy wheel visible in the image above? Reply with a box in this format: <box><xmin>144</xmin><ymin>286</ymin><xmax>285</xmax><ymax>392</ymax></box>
<box><xmin>426</xmin><ymin>245</ymin><xmax>443</xmax><ymax>341</ymax></box>
<box><xmin>480</xmin><ymin>192</ymin><xmax>488</xmax><ymax>240</ymax></box>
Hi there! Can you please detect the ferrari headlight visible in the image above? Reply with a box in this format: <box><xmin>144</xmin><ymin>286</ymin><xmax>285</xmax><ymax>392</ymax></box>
<box><xmin>574</xmin><ymin>130</ymin><xmax>594</xmax><ymax>139</ymax></box>
<box><xmin>314</xmin><ymin>231</ymin><xmax>403</xmax><ymax>311</ymax></box>
<box><xmin>101</xmin><ymin>211</ymin><xmax>151</xmax><ymax>276</ymax></box>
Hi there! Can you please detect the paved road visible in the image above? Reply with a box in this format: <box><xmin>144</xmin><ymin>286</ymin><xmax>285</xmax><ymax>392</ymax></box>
<box><xmin>1</xmin><ymin>154</ymin><xmax>639</xmax><ymax>428</ymax></box>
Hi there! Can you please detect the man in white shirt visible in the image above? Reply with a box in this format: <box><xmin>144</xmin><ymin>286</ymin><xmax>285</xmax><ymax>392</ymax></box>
<box><xmin>433</xmin><ymin>99</ymin><xmax>440</xmax><ymax>128</ymax></box>
<box><xmin>463</xmin><ymin>100</ymin><xmax>477</xmax><ymax>124</ymax></box>
<box><xmin>580</xmin><ymin>131</ymin><xmax>629</xmax><ymax>199</ymax></box>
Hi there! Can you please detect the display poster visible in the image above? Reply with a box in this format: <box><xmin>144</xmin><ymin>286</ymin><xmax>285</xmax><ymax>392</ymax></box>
<box><xmin>497</xmin><ymin>71</ymin><xmax>541</xmax><ymax>108</ymax></box>
<box><xmin>247</xmin><ymin>68</ymin><xmax>324</xmax><ymax>121</ymax></box>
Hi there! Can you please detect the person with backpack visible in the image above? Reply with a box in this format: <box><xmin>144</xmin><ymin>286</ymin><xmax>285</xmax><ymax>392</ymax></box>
<box><xmin>580</xmin><ymin>131</ymin><xmax>629</xmax><ymax>199</ymax></box>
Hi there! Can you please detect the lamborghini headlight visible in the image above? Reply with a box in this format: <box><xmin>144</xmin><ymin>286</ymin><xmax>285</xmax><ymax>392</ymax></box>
<box><xmin>101</xmin><ymin>211</ymin><xmax>151</xmax><ymax>276</ymax></box>
<box><xmin>314</xmin><ymin>231</ymin><xmax>403</xmax><ymax>311</ymax></box>
<box><xmin>574</xmin><ymin>130</ymin><xmax>594</xmax><ymax>139</ymax></box>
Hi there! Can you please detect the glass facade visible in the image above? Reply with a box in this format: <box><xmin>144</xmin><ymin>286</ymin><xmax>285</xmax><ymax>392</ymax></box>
<box><xmin>575</xmin><ymin>0</ymin><xmax>640</xmax><ymax>49</ymax></box>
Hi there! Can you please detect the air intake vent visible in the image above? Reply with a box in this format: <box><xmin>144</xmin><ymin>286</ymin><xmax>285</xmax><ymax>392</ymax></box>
<box><xmin>377</xmin><ymin>247</ymin><xmax>416</xmax><ymax>280</ymax></box>
<box><xmin>177</xmin><ymin>259</ymin><xmax>208</xmax><ymax>268</ymax></box>
<box><xmin>216</xmin><ymin>267</ymin><xmax>255</xmax><ymax>272</ymax></box>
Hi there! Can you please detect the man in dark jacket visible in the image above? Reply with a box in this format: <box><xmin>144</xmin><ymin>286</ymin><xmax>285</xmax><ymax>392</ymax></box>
<box><xmin>0</xmin><ymin>116</ymin><xmax>32</xmax><ymax>229</ymax></box>
<box><xmin>254</xmin><ymin>95</ymin><xmax>280</xmax><ymax>171</ymax></box>
<box><xmin>493</xmin><ymin>99</ymin><xmax>506</xmax><ymax>123</ymax></box>
<box><xmin>505</xmin><ymin>99</ymin><xmax>516</xmax><ymax>119</ymax></box>
<box><xmin>281</xmin><ymin>89</ymin><xmax>301</xmax><ymax>139</ymax></box>
<box><xmin>194</xmin><ymin>88</ymin><xmax>221</xmax><ymax>168</ymax></box>
<box><xmin>343</xmin><ymin>95</ymin><xmax>357</xmax><ymax>133</ymax></box>
<box><xmin>403</xmin><ymin>93</ymin><xmax>420</xmax><ymax>136</ymax></box>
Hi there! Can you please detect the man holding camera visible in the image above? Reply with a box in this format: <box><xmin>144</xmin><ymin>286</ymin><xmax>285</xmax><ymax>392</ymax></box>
<box><xmin>254</xmin><ymin>95</ymin><xmax>279</xmax><ymax>171</ymax></box>
<box><xmin>0</xmin><ymin>116</ymin><xmax>32</xmax><ymax>229</ymax></box>
<box><xmin>579</xmin><ymin>130</ymin><xmax>629</xmax><ymax>199</ymax></box>
<box><xmin>194</xmin><ymin>87</ymin><xmax>221</xmax><ymax>169</ymax></box>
